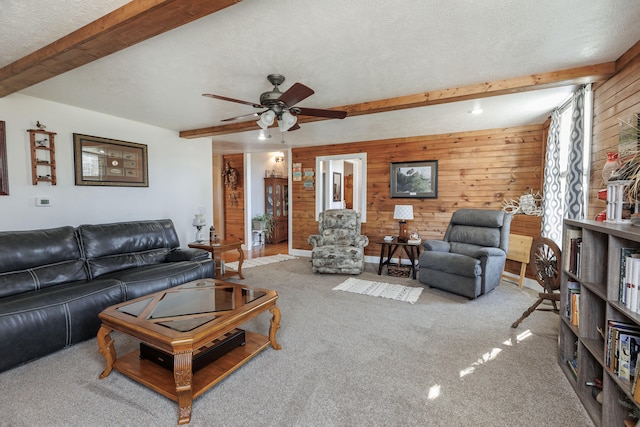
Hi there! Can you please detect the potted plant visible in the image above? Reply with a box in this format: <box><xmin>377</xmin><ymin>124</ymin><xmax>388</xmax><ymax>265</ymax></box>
<box><xmin>251</xmin><ymin>214</ymin><xmax>275</xmax><ymax>243</ymax></box>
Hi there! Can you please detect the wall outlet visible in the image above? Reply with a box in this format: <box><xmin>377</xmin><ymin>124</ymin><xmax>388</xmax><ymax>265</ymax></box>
<box><xmin>36</xmin><ymin>197</ymin><xmax>52</xmax><ymax>207</ymax></box>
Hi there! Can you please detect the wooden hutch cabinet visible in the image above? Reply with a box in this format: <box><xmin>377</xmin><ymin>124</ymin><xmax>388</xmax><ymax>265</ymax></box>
<box><xmin>264</xmin><ymin>177</ymin><xmax>288</xmax><ymax>243</ymax></box>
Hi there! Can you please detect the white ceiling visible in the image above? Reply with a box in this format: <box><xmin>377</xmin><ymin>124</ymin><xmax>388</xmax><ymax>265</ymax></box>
<box><xmin>2</xmin><ymin>0</ymin><xmax>640</xmax><ymax>153</ymax></box>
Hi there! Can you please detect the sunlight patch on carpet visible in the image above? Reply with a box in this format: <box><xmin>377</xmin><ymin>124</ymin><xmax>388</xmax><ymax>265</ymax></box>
<box><xmin>333</xmin><ymin>277</ymin><xmax>423</xmax><ymax>304</ymax></box>
<box><xmin>225</xmin><ymin>254</ymin><xmax>297</xmax><ymax>271</ymax></box>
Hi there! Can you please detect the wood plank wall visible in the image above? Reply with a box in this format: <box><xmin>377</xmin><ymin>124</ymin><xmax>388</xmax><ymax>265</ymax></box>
<box><xmin>221</xmin><ymin>154</ymin><xmax>245</xmax><ymax>242</ymax></box>
<box><xmin>290</xmin><ymin>125</ymin><xmax>545</xmax><ymax>259</ymax></box>
<box><xmin>589</xmin><ymin>43</ymin><xmax>640</xmax><ymax>218</ymax></box>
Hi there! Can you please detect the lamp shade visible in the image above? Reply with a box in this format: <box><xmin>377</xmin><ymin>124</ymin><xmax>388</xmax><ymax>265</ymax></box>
<box><xmin>393</xmin><ymin>205</ymin><xmax>414</xmax><ymax>221</ymax></box>
<box><xmin>257</xmin><ymin>110</ymin><xmax>276</xmax><ymax>129</ymax></box>
<box><xmin>278</xmin><ymin>111</ymin><xmax>297</xmax><ymax>132</ymax></box>
<box><xmin>192</xmin><ymin>214</ymin><xmax>206</xmax><ymax>227</ymax></box>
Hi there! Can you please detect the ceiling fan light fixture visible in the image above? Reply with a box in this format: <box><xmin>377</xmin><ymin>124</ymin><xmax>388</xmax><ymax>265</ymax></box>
<box><xmin>257</xmin><ymin>110</ymin><xmax>276</xmax><ymax>129</ymax></box>
<box><xmin>278</xmin><ymin>111</ymin><xmax>297</xmax><ymax>132</ymax></box>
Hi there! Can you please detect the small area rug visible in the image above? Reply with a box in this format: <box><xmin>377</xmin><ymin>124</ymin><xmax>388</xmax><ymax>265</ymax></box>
<box><xmin>333</xmin><ymin>277</ymin><xmax>423</xmax><ymax>304</ymax></box>
<box><xmin>225</xmin><ymin>253</ymin><xmax>297</xmax><ymax>271</ymax></box>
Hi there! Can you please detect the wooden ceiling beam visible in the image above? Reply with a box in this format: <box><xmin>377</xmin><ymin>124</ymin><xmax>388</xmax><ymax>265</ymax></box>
<box><xmin>179</xmin><ymin>62</ymin><xmax>615</xmax><ymax>139</ymax></box>
<box><xmin>0</xmin><ymin>0</ymin><xmax>241</xmax><ymax>97</ymax></box>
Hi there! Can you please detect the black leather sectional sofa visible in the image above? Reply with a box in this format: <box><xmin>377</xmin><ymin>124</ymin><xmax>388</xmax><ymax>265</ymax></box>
<box><xmin>0</xmin><ymin>219</ymin><xmax>215</xmax><ymax>373</ymax></box>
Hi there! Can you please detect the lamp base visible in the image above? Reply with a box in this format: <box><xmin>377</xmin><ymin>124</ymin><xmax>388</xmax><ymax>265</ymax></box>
<box><xmin>398</xmin><ymin>221</ymin><xmax>408</xmax><ymax>243</ymax></box>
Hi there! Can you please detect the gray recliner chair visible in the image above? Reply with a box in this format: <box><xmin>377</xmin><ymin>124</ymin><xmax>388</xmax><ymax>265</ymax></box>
<box><xmin>418</xmin><ymin>209</ymin><xmax>513</xmax><ymax>299</ymax></box>
<box><xmin>308</xmin><ymin>209</ymin><xmax>369</xmax><ymax>274</ymax></box>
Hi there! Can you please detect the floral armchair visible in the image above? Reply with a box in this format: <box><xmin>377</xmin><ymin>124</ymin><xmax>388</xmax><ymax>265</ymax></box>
<box><xmin>308</xmin><ymin>209</ymin><xmax>369</xmax><ymax>274</ymax></box>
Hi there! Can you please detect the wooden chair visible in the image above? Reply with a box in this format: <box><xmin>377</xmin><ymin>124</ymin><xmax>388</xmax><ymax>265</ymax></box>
<box><xmin>501</xmin><ymin>234</ymin><xmax>533</xmax><ymax>288</ymax></box>
<box><xmin>511</xmin><ymin>237</ymin><xmax>562</xmax><ymax>328</ymax></box>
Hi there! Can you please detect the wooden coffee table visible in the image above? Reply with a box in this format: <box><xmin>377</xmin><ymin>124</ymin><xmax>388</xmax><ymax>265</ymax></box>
<box><xmin>96</xmin><ymin>279</ymin><xmax>281</xmax><ymax>425</ymax></box>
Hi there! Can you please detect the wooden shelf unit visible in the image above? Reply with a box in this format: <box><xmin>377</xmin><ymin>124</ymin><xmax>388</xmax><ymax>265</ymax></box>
<box><xmin>28</xmin><ymin>129</ymin><xmax>57</xmax><ymax>185</ymax></box>
<box><xmin>559</xmin><ymin>219</ymin><xmax>640</xmax><ymax>426</ymax></box>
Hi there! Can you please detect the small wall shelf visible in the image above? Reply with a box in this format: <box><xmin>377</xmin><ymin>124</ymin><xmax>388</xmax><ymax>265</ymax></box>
<box><xmin>28</xmin><ymin>129</ymin><xmax>57</xmax><ymax>185</ymax></box>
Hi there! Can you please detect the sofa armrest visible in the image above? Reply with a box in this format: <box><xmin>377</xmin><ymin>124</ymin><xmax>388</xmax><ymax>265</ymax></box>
<box><xmin>423</xmin><ymin>239</ymin><xmax>450</xmax><ymax>252</ymax></box>
<box><xmin>166</xmin><ymin>248</ymin><xmax>210</xmax><ymax>262</ymax></box>
<box><xmin>308</xmin><ymin>234</ymin><xmax>324</xmax><ymax>248</ymax></box>
<box><xmin>355</xmin><ymin>235</ymin><xmax>369</xmax><ymax>248</ymax></box>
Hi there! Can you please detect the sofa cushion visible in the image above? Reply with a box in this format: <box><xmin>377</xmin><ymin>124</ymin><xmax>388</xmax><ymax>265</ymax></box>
<box><xmin>418</xmin><ymin>251</ymin><xmax>481</xmax><ymax>278</ymax></box>
<box><xmin>102</xmin><ymin>260</ymin><xmax>214</xmax><ymax>300</ymax></box>
<box><xmin>0</xmin><ymin>278</ymin><xmax>123</xmax><ymax>373</ymax></box>
<box><xmin>0</xmin><ymin>226</ymin><xmax>87</xmax><ymax>298</ymax></box>
<box><xmin>448</xmin><ymin>225</ymin><xmax>501</xmax><ymax>248</ymax></box>
<box><xmin>77</xmin><ymin>219</ymin><xmax>180</xmax><ymax>278</ymax></box>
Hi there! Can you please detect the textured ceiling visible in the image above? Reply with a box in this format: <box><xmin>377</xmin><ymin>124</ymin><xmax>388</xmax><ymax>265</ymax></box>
<box><xmin>2</xmin><ymin>0</ymin><xmax>640</xmax><ymax>153</ymax></box>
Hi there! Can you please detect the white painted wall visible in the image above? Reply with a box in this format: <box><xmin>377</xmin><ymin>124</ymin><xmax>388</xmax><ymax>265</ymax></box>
<box><xmin>0</xmin><ymin>94</ymin><xmax>213</xmax><ymax>246</ymax></box>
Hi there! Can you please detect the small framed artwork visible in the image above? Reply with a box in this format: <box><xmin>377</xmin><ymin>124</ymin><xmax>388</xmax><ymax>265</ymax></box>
<box><xmin>73</xmin><ymin>133</ymin><xmax>148</xmax><ymax>187</ymax></box>
<box><xmin>390</xmin><ymin>160</ymin><xmax>438</xmax><ymax>199</ymax></box>
<box><xmin>0</xmin><ymin>121</ymin><xmax>7</xmax><ymax>195</ymax></box>
<box><xmin>333</xmin><ymin>172</ymin><xmax>342</xmax><ymax>201</ymax></box>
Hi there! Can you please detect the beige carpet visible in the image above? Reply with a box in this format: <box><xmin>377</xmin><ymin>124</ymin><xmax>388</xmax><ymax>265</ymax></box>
<box><xmin>0</xmin><ymin>257</ymin><xmax>594</xmax><ymax>427</ymax></box>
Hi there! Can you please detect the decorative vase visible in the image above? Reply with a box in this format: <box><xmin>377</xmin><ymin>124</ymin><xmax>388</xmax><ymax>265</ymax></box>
<box><xmin>602</xmin><ymin>152</ymin><xmax>620</xmax><ymax>184</ymax></box>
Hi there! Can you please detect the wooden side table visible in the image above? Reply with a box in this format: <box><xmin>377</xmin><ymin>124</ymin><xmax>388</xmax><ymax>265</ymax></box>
<box><xmin>377</xmin><ymin>237</ymin><xmax>421</xmax><ymax>279</ymax></box>
<box><xmin>188</xmin><ymin>240</ymin><xmax>244</xmax><ymax>279</ymax></box>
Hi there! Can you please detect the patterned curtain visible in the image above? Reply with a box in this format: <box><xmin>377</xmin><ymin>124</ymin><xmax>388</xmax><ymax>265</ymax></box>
<box><xmin>541</xmin><ymin>108</ymin><xmax>562</xmax><ymax>244</ymax></box>
<box><xmin>564</xmin><ymin>86</ymin><xmax>586</xmax><ymax>220</ymax></box>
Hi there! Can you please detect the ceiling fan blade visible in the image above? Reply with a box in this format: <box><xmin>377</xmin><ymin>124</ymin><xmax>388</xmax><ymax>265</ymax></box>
<box><xmin>277</xmin><ymin>83</ymin><xmax>314</xmax><ymax>107</ymax></box>
<box><xmin>288</xmin><ymin>123</ymin><xmax>301</xmax><ymax>131</ymax></box>
<box><xmin>220</xmin><ymin>111</ymin><xmax>264</xmax><ymax>122</ymax></box>
<box><xmin>203</xmin><ymin>93</ymin><xmax>263</xmax><ymax>108</ymax></box>
<box><xmin>295</xmin><ymin>107</ymin><xmax>348</xmax><ymax>119</ymax></box>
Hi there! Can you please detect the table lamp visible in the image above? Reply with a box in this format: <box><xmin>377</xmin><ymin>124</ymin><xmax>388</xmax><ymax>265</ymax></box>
<box><xmin>393</xmin><ymin>205</ymin><xmax>414</xmax><ymax>242</ymax></box>
<box><xmin>192</xmin><ymin>214</ymin><xmax>206</xmax><ymax>242</ymax></box>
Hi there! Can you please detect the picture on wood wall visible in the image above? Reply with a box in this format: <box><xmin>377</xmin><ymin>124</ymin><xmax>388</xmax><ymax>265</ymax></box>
<box><xmin>390</xmin><ymin>160</ymin><xmax>438</xmax><ymax>199</ymax></box>
<box><xmin>73</xmin><ymin>134</ymin><xmax>148</xmax><ymax>187</ymax></box>
<box><xmin>0</xmin><ymin>121</ymin><xmax>7</xmax><ymax>195</ymax></box>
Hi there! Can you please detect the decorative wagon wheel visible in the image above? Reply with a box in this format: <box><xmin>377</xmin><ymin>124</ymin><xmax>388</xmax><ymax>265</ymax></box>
<box><xmin>511</xmin><ymin>237</ymin><xmax>562</xmax><ymax>328</ymax></box>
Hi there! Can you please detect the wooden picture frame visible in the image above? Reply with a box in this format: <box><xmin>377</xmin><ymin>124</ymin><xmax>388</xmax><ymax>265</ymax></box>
<box><xmin>73</xmin><ymin>133</ymin><xmax>148</xmax><ymax>187</ymax></box>
<box><xmin>390</xmin><ymin>160</ymin><xmax>438</xmax><ymax>199</ymax></box>
<box><xmin>0</xmin><ymin>121</ymin><xmax>7</xmax><ymax>195</ymax></box>
<box><xmin>333</xmin><ymin>172</ymin><xmax>342</xmax><ymax>201</ymax></box>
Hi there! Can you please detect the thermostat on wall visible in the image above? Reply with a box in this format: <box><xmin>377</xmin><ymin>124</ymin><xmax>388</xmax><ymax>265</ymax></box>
<box><xmin>36</xmin><ymin>197</ymin><xmax>52</xmax><ymax>207</ymax></box>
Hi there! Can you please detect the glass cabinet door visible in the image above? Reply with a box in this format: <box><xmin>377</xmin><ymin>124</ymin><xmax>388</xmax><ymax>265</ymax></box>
<box><xmin>275</xmin><ymin>183</ymin><xmax>281</xmax><ymax>217</ymax></box>
<box><xmin>284</xmin><ymin>184</ymin><xmax>288</xmax><ymax>216</ymax></box>
<box><xmin>266</xmin><ymin>183</ymin><xmax>274</xmax><ymax>215</ymax></box>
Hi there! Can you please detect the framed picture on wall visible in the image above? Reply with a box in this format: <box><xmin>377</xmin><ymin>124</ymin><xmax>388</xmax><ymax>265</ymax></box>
<box><xmin>73</xmin><ymin>133</ymin><xmax>148</xmax><ymax>187</ymax></box>
<box><xmin>0</xmin><ymin>121</ymin><xmax>8</xmax><ymax>195</ymax></box>
<box><xmin>333</xmin><ymin>172</ymin><xmax>342</xmax><ymax>201</ymax></box>
<box><xmin>390</xmin><ymin>160</ymin><xmax>438</xmax><ymax>198</ymax></box>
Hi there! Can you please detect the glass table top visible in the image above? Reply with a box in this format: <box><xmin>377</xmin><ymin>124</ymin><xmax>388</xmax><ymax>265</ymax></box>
<box><xmin>117</xmin><ymin>281</ymin><xmax>266</xmax><ymax>332</ymax></box>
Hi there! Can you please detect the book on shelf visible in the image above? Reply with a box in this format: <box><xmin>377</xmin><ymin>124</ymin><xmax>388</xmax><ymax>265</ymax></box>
<box><xmin>620</xmin><ymin>248</ymin><xmax>640</xmax><ymax>304</ymax></box>
<box><xmin>566</xmin><ymin>358</ymin><xmax>578</xmax><ymax>379</ymax></box>
<box><xmin>563</xmin><ymin>228</ymin><xmax>582</xmax><ymax>275</ymax></box>
<box><xmin>605</xmin><ymin>320</ymin><xmax>640</xmax><ymax>382</ymax></box>
<box><xmin>565</xmin><ymin>281</ymin><xmax>580</xmax><ymax>327</ymax></box>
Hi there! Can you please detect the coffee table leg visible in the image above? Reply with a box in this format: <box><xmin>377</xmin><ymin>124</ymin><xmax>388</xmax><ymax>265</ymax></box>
<box><xmin>269</xmin><ymin>306</ymin><xmax>282</xmax><ymax>350</ymax></box>
<box><xmin>174</xmin><ymin>351</ymin><xmax>193</xmax><ymax>425</ymax></box>
<box><xmin>97</xmin><ymin>325</ymin><xmax>116</xmax><ymax>379</ymax></box>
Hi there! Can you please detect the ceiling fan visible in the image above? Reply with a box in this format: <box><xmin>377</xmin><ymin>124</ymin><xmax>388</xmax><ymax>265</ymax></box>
<box><xmin>203</xmin><ymin>74</ymin><xmax>348</xmax><ymax>132</ymax></box>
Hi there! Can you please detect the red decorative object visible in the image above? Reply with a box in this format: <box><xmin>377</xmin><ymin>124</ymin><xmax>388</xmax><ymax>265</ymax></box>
<box><xmin>602</xmin><ymin>152</ymin><xmax>620</xmax><ymax>183</ymax></box>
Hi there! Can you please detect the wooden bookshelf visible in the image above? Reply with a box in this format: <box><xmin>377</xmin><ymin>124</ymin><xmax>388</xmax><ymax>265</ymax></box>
<box><xmin>560</xmin><ymin>219</ymin><xmax>640</xmax><ymax>426</ymax></box>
